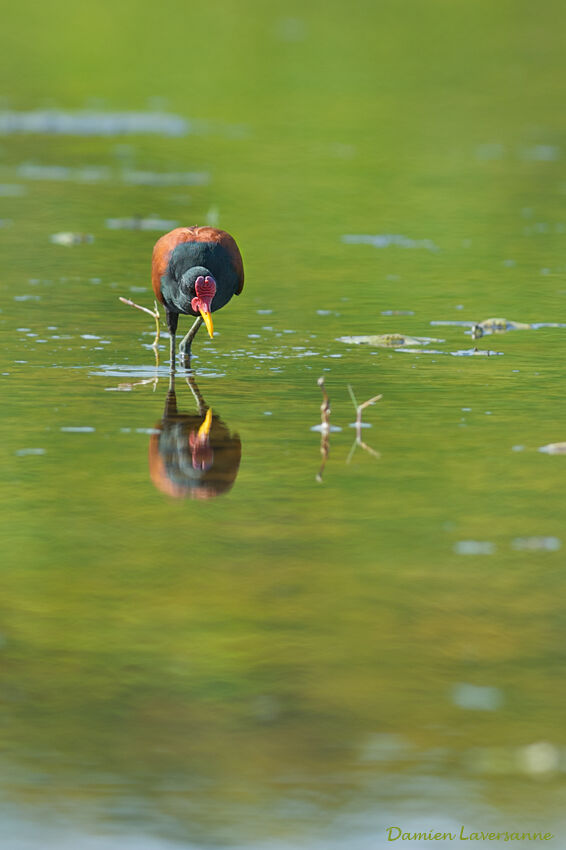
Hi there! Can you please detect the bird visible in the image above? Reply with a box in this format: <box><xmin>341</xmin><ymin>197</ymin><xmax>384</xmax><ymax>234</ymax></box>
<box><xmin>148</xmin><ymin>374</ymin><xmax>242</xmax><ymax>499</ymax></box>
<box><xmin>151</xmin><ymin>226</ymin><xmax>244</xmax><ymax>368</ymax></box>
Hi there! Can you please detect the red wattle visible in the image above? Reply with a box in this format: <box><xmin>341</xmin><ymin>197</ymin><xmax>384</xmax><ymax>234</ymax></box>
<box><xmin>195</xmin><ymin>275</ymin><xmax>216</xmax><ymax>300</ymax></box>
<box><xmin>191</xmin><ymin>296</ymin><xmax>212</xmax><ymax>312</ymax></box>
<box><xmin>191</xmin><ymin>275</ymin><xmax>216</xmax><ymax>313</ymax></box>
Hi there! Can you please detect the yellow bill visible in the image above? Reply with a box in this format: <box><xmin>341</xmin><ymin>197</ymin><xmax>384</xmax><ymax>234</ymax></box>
<box><xmin>197</xmin><ymin>407</ymin><xmax>213</xmax><ymax>440</ymax></box>
<box><xmin>200</xmin><ymin>308</ymin><xmax>214</xmax><ymax>338</ymax></box>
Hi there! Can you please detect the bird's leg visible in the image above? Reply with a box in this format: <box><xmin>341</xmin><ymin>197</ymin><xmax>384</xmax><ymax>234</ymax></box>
<box><xmin>166</xmin><ymin>310</ymin><xmax>179</xmax><ymax>372</ymax></box>
<box><xmin>163</xmin><ymin>372</ymin><xmax>179</xmax><ymax>418</ymax></box>
<box><xmin>179</xmin><ymin>316</ymin><xmax>203</xmax><ymax>367</ymax></box>
<box><xmin>186</xmin><ymin>375</ymin><xmax>207</xmax><ymax>415</ymax></box>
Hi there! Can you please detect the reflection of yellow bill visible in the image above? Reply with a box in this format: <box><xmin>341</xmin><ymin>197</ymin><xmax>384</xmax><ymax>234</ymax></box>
<box><xmin>197</xmin><ymin>407</ymin><xmax>213</xmax><ymax>440</ymax></box>
<box><xmin>199</xmin><ymin>308</ymin><xmax>214</xmax><ymax>338</ymax></box>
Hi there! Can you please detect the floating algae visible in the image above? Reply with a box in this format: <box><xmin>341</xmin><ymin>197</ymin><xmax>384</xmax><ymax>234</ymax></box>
<box><xmin>431</xmin><ymin>317</ymin><xmax>566</xmax><ymax>338</ymax></box>
<box><xmin>538</xmin><ymin>442</ymin><xmax>566</xmax><ymax>455</ymax></box>
<box><xmin>337</xmin><ymin>334</ymin><xmax>444</xmax><ymax>348</ymax></box>
<box><xmin>396</xmin><ymin>347</ymin><xmax>504</xmax><ymax>357</ymax></box>
<box><xmin>50</xmin><ymin>232</ymin><xmax>94</xmax><ymax>245</ymax></box>
<box><xmin>472</xmin><ymin>318</ymin><xmax>532</xmax><ymax>335</ymax></box>
<box><xmin>450</xmin><ymin>348</ymin><xmax>504</xmax><ymax>357</ymax></box>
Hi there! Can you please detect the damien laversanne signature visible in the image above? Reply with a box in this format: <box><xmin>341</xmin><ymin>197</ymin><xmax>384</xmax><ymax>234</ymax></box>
<box><xmin>386</xmin><ymin>827</ymin><xmax>554</xmax><ymax>842</ymax></box>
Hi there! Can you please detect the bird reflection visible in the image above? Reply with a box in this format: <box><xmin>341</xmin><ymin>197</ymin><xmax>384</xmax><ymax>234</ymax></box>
<box><xmin>148</xmin><ymin>375</ymin><xmax>241</xmax><ymax>499</ymax></box>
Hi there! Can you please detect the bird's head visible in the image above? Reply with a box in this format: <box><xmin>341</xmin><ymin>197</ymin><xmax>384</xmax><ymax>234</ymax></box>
<box><xmin>179</xmin><ymin>266</ymin><xmax>217</xmax><ymax>338</ymax></box>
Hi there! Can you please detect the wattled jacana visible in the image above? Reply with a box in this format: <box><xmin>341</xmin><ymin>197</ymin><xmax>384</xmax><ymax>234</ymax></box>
<box><xmin>151</xmin><ymin>226</ymin><xmax>244</xmax><ymax>367</ymax></box>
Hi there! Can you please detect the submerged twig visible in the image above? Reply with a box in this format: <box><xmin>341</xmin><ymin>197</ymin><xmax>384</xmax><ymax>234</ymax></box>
<box><xmin>117</xmin><ymin>376</ymin><xmax>159</xmax><ymax>392</ymax></box>
<box><xmin>346</xmin><ymin>385</ymin><xmax>382</xmax><ymax>463</ymax></box>
<box><xmin>316</xmin><ymin>376</ymin><xmax>331</xmax><ymax>483</ymax></box>
<box><xmin>119</xmin><ymin>296</ymin><xmax>161</xmax><ymax>349</ymax></box>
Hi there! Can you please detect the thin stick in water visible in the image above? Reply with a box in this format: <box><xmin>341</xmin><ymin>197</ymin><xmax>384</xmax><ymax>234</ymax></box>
<box><xmin>316</xmin><ymin>377</ymin><xmax>332</xmax><ymax>483</ymax></box>
<box><xmin>346</xmin><ymin>385</ymin><xmax>382</xmax><ymax>463</ymax></box>
<box><xmin>119</xmin><ymin>296</ymin><xmax>161</xmax><ymax>349</ymax></box>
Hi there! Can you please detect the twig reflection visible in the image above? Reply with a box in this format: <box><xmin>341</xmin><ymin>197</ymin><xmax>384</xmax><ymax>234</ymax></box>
<box><xmin>346</xmin><ymin>385</ymin><xmax>382</xmax><ymax>463</ymax></box>
<box><xmin>316</xmin><ymin>376</ymin><xmax>331</xmax><ymax>483</ymax></box>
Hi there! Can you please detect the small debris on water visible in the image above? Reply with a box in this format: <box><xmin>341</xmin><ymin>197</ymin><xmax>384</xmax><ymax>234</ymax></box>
<box><xmin>18</xmin><ymin>163</ymin><xmax>111</xmax><ymax>183</ymax></box>
<box><xmin>310</xmin><ymin>424</ymin><xmax>342</xmax><ymax>433</ymax></box>
<box><xmin>0</xmin><ymin>109</ymin><xmax>191</xmax><ymax>137</ymax></box>
<box><xmin>476</xmin><ymin>142</ymin><xmax>505</xmax><ymax>161</ymax></box>
<box><xmin>358</xmin><ymin>732</ymin><xmax>411</xmax><ymax>763</ymax></box>
<box><xmin>454</xmin><ymin>540</ymin><xmax>496</xmax><ymax>555</ymax></box>
<box><xmin>106</xmin><ymin>217</ymin><xmax>178</xmax><ymax>231</ymax></box>
<box><xmin>205</xmin><ymin>205</ymin><xmax>220</xmax><ymax>226</ymax></box>
<box><xmin>470</xmin><ymin>318</ymin><xmax>532</xmax><ymax>335</ymax></box>
<box><xmin>337</xmin><ymin>334</ymin><xmax>443</xmax><ymax>347</ymax></box>
<box><xmin>452</xmin><ymin>683</ymin><xmax>503</xmax><ymax>711</ymax></box>
<box><xmin>342</xmin><ymin>233</ymin><xmax>439</xmax><ymax>252</ymax></box>
<box><xmin>432</xmin><ymin>317</ymin><xmax>566</xmax><ymax>336</ymax></box>
<box><xmin>50</xmin><ymin>232</ymin><xmax>94</xmax><ymax>245</ymax></box>
<box><xmin>518</xmin><ymin>742</ymin><xmax>560</xmax><ymax>777</ymax></box>
<box><xmin>431</xmin><ymin>320</ymin><xmax>476</xmax><ymax>327</ymax></box>
<box><xmin>521</xmin><ymin>144</ymin><xmax>560</xmax><ymax>162</ymax></box>
<box><xmin>538</xmin><ymin>442</ymin><xmax>566</xmax><ymax>455</ymax></box>
<box><xmin>450</xmin><ymin>349</ymin><xmax>504</xmax><ymax>357</ymax></box>
<box><xmin>512</xmin><ymin>537</ymin><xmax>561</xmax><ymax>552</ymax></box>
<box><xmin>121</xmin><ymin>169</ymin><xmax>209</xmax><ymax>186</ymax></box>
<box><xmin>275</xmin><ymin>17</ymin><xmax>308</xmax><ymax>43</ymax></box>
<box><xmin>0</xmin><ymin>183</ymin><xmax>25</xmax><ymax>196</ymax></box>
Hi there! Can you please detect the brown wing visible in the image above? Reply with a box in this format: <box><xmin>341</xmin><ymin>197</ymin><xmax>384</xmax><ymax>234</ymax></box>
<box><xmin>189</xmin><ymin>227</ymin><xmax>245</xmax><ymax>295</ymax></box>
<box><xmin>151</xmin><ymin>226</ymin><xmax>244</xmax><ymax>303</ymax></box>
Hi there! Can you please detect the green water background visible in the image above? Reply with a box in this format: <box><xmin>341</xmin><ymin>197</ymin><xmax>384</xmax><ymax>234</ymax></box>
<box><xmin>2</xmin><ymin>1</ymin><xmax>566</xmax><ymax>846</ymax></box>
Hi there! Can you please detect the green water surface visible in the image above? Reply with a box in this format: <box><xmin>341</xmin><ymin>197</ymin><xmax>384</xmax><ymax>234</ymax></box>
<box><xmin>2</xmin><ymin>1</ymin><xmax>566</xmax><ymax>847</ymax></box>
